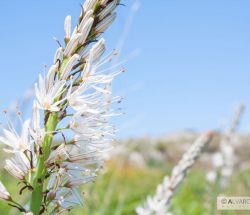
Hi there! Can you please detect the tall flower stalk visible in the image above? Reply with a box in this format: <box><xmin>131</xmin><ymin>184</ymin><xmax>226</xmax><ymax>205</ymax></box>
<box><xmin>219</xmin><ymin>103</ymin><xmax>245</xmax><ymax>187</ymax></box>
<box><xmin>136</xmin><ymin>132</ymin><xmax>214</xmax><ymax>215</ymax></box>
<box><xmin>206</xmin><ymin>104</ymin><xmax>245</xmax><ymax>187</ymax></box>
<box><xmin>0</xmin><ymin>0</ymin><xmax>122</xmax><ymax>214</ymax></box>
<box><xmin>206</xmin><ymin>104</ymin><xmax>245</xmax><ymax>214</ymax></box>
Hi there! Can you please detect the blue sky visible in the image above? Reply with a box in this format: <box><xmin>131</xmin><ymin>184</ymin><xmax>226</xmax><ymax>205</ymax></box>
<box><xmin>0</xmin><ymin>0</ymin><xmax>249</xmax><ymax>137</ymax></box>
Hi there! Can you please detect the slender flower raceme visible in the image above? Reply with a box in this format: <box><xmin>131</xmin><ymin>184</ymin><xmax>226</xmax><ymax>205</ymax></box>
<box><xmin>0</xmin><ymin>0</ymin><xmax>122</xmax><ymax>214</ymax></box>
<box><xmin>136</xmin><ymin>132</ymin><xmax>214</xmax><ymax>215</ymax></box>
<box><xmin>206</xmin><ymin>104</ymin><xmax>245</xmax><ymax>187</ymax></box>
<box><xmin>219</xmin><ymin>104</ymin><xmax>245</xmax><ymax>187</ymax></box>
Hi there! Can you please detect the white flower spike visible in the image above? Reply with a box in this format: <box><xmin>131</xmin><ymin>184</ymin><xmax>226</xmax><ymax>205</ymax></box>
<box><xmin>0</xmin><ymin>0</ymin><xmax>121</xmax><ymax>213</ymax></box>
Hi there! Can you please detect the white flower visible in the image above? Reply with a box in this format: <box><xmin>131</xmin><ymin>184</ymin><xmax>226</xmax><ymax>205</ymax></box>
<box><xmin>5</xmin><ymin>151</ymin><xmax>36</xmax><ymax>180</ymax></box>
<box><xmin>80</xmin><ymin>39</ymin><xmax>123</xmax><ymax>84</ymax></box>
<box><xmin>35</xmin><ymin>74</ymin><xmax>66</xmax><ymax>111</ymax></box>
<box><xmin>221</xmin><ymin>167</ymin><xmax>233</xmax><ymax>177</ymax></box>
<box><xmin>81</xmin><ymin>39</ymin><xmax>105</xmax><ymax>79</ymax></box>
<box><xmin>53</xmin><ymin>188</ymin><xmax>83</xmax><ymax>210</ymax></box>
<box><xmin>30</xmin><ymin>101</ymin><xmax>45</xmax><ymax>145</ymax></box>
<box><xmin>70</xmin><ymin>110</ymin><xmax>114</xmax><ymax>141</ymax></box>
<box><xmin>5</xmin><ymin>158</ymin><xmax>26</xmax><ymax>180</ymax></box>
<box><xmin>0</xmin><ymin>119</ymin><xmax>31</xmax><ymax>153</ymax></box>
<box><xmin>0</xmin><ymin>181</ymin><xmax>11</xmax><ymax>201</ymax></box>
<box><xmin>211</xmin><ymin>152</ymin><xmax>223</xmax><ymax>168</ymax></box>
<box><xmin>67</xmin><ymin>84</ymin><xmax>95</xmax><ymax>111</ymax></box>
<box><xmin>74</xmin><ymin>134</ymin><xmax>112</xmax><ymax>152</ymax></box>
<box><xmin>46</xmin><ymin>144</ymin><xmax>69</xmax><ymax>166</ymax></box>
<box><xmin>68</xmin><ymin>150</ymin><xmax>101</xmax><ymax>164</ymax></box>
<box><xmin>206</xmin><ymin>171</ymin><xmax>217</xmax><ymax>183</ymax></box>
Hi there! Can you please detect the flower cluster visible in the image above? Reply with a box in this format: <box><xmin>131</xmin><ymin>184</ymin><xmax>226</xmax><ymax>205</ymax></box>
<box><xmin>136</xmin><ymin>132</ymin><xmax>214</xmax><ymax>215</ymax></box>
<box><xmin>0</xmin><ymin>0</ymin><xmax>122</xmax><ymax>214</ymax></box>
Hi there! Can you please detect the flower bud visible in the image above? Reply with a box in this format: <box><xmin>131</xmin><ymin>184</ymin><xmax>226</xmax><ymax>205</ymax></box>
<box><xmin>0</xmin><ymin>182</ymin><xmax>11</xmax><ymax>201</ymax></box>
<box><xmin>64</xmin><ymin>15</ymin><xmax>71</xmax><ymax>41</ymax></box>
<box><xmin>96</xmin><ymin>12</ymin><xmax>116</xmax><ymax>33</ymax></box>
<box><xmin>61</xmin><ymin>54</ymin><xmax>80</xmax><ymax>80</ymax></box>
<box><xmin>64</xmin><ymin>33</ymin><xmax>81</xmax><ymax>57</ymax></box>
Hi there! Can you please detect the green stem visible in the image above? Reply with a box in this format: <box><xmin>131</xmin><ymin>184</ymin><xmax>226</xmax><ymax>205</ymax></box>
<box><xmin>30</xmin><ymin>113</ymin><xmax>58</xmax><ymax>215</ymax></box>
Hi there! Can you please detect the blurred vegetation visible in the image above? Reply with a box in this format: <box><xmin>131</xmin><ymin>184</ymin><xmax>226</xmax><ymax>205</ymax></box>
<box><xmin>0</xmin><ymin>134</ymin><xmax>250</xmax><ymax>215</ymax></box>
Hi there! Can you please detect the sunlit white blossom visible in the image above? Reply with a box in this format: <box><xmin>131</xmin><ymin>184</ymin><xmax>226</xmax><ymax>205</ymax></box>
<box><xmin>30</xmin><ymin>101</ymin><xmax>45</xmax><ymax>146</ymax></box>
<box><xmin>0</xmin><ymin>119</ymin><xmax>31</xmax><ymax>153</ymax></box>
<box><xmin>35</xmin><ymin>74</ymin><xmax>66</xmax><ymax>111</ymax></box>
